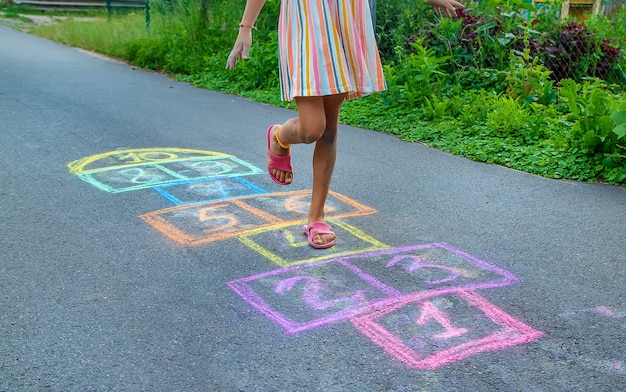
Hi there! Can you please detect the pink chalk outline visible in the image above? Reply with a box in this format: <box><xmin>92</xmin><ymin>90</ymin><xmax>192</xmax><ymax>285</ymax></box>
<box><xmin>416</xmin><ymin>301</ymin><xmax>469</xmax><ymax>339</ymax></box>
<box><xmin>587</xmin><ymin>306</ymin><xmax>616</xmax><ymax>317</ymax></box>
<box><xmin>350</xmin><ymin>290</ymin><xmax>544</xmax><ymax>370</ymax></box>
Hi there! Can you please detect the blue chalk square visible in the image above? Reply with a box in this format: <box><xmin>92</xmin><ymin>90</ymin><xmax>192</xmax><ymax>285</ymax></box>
<box><xmin>154</xmin><ymin>177</ymin><xmax>269</xmax><ymax>205</ymax></box>
<box><xmin>157</xmin><ymin>157</ymin><xmax>263</xmax><ymax>179</ymax></box>
<box><xmin>80</xmin><ymin>165</ymin><xmax>184</xmax><ymax>193</ymax></box>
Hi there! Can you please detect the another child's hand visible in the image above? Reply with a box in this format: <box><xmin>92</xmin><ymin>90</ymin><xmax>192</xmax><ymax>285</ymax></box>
<box><xmin>226</xmin><ymin>30</ymin><xmax>253</xmax><ymax>69</ymax></box>
<box><xmin>425</xmin><ymin>0</ymin><xmax>464</xmax><ymax>17</ymax></box>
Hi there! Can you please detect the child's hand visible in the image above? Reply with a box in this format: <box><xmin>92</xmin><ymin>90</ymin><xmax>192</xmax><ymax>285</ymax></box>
<box><xmin>425</xmin><ymin>0</ymin><xmax>464</xmax><ymax>17</ymax></box>
<box><xmin>226</xmin><ymin>30</ymin><xmax>253</xmax><ymax>69</ymax></box>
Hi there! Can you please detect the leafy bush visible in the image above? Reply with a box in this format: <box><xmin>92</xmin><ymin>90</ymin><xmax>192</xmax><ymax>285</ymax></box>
<box><xmin>382</xmin><ymin>39</ymin><xmax>452</xmax><ymax>109</ymax></box>
<box><xmin>125</xmin><ymin>37</ymin><xmax>169</xmax><ymax>70</ymax></box>
<box><xmin>558</xmin><ymin>79</ymin><xmax>626</xmax><ymax>183</ymax></box>
<box><xmin>375</xmin><ymin>0</ymin><xmax>435</xmax><ymax>64</ymax></box>
<box><xmin>19</xmin><ymin>0</ymin><xmax>626</xmax><ymax>184</ymax></box>
<box><xmin>382</xmin><ymin>0</ymin><xmax>626</xmax><ymax>91</ymax></box>
<box><xmin>539</xmin><ymin>21</ymin><xmax>623</xmax><ymax>82</ymax></box>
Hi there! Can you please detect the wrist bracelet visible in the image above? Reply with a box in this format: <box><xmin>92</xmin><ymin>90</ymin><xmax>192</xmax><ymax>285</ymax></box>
<box><xmin>239</xmin><ymin>24</ymin><xmax>257</xmax><ymax>30</ymax></box>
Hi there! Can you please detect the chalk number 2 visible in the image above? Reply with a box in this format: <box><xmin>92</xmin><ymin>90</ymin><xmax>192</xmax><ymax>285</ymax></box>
<box><xmin>274</xmin><ymin>276</ymin><xmax>366</xmax><ymax>311</ymax></box>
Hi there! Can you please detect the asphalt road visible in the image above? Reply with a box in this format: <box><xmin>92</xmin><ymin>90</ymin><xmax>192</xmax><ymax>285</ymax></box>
<box><xmin>1</xmin><ymin>24</ymin><xmax>625</xmax><ymax>391</ymax></box>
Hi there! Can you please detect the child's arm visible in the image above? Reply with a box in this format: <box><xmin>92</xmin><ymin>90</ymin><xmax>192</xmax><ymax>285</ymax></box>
<box><xmin>424</xmin><ymin>0</ymin><xmax>465</xmax><ymax>17</ymax></box>
<box><xmin>226</xmin><ymin>0</ymin><xmax>266</xmax><ymax>69</ymax></box>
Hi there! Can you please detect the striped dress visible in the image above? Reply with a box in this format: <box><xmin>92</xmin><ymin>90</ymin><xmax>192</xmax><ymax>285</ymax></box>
<box><xmin>278</xmin><ymin>0</ymin><xmax>387</xmax><ymax>101</ymax></box>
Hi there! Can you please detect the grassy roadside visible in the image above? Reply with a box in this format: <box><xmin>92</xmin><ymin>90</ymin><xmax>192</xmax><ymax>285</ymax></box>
<box><xmin>2</xmin><ymin>5</ymin><xmax>625</xmax><ymax>186</ymax></box>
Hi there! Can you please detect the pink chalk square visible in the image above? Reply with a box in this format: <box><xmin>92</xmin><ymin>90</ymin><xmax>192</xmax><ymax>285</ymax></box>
<box><xmin>350</xmin><ymin>290</ymin><xmax>544</xmax><ymax>369</ymax></box>
<box><xmin>226</xmin><ymin>259</ymin><xmax>400</xmax><ymax>334</ymax></box>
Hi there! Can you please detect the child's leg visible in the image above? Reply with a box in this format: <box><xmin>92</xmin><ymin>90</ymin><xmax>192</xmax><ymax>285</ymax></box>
<box><xmin>268</xmin><ymin>96</ymin><xmax>330</xmax><ymax>184</ymax></box>
<box><xmin>306</xmin><ymin>94</ymin><xmax>344</xmax><ymax>246</ymax></box>
<box><xmin>268</xmin><ymin>94</ymin><xmax>345</xmax><ymax>246</ymax></box>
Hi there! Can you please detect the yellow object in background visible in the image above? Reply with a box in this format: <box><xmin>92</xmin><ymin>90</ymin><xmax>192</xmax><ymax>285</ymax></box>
<box><xmin>533</xmin><ymin>0</ymin><xmax>603</xmax><ymax>22</ymax></box>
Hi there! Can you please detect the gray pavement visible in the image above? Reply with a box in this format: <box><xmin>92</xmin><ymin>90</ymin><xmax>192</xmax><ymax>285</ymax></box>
<box><xmin>1</xmin><ymin>24</ymin><xmax>625</xmax><ymax>391</ymax></box>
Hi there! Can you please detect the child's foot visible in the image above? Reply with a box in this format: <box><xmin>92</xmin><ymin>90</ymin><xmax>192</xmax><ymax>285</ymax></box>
<box><xmin>267</xmin><ymin>125</ymin><xmax>293</xmax><ymax>185</ymax></box>
<box><xmin>303</xmin><ymin>221</ymin><xmax>336</xmax><ymax>249</ymax></box>
<box><xmin>267</xmin><ymin>124</ymin><xmax>293</xmax><ymax>185</ymax></box>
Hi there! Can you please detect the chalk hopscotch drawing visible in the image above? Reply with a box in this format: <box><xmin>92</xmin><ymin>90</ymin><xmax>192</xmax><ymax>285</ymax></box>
<box><xmin>68</xmin><ymin>148</ymin><xmax>263</xmax><ymax>194</ymax></box>
<box><xmin>140</xmin><ymin>190</ymin><xmax>377</xmax><ymax>245</ymax></box>
<box><xmin>237</xmin><ymin>218</ymin><xmax>389</xmax><ymax>267</ymax></box>
<box><xmin>560</xmin><ymin>306</ymin><xmax>625</xmax><ymax>319</ymax></box>
<box><xmin>154</xmin><ymin>177</ymin><xmax>269</xmax><ymax>205</ymax></box>
<box><xmin>351</xmin><ymin>290</ymin><xmax>544</xmax><ymax>370</ymax></box>
<box><xmin>225</xmin><ymin>243</ymin><xmax>520</xmax><ymax>335</ymax></box>
<box><xmin>335</xmin><ymin>244</ymin><xmax>517</xmax><ymax>295</ymax></box>
<box><xmin>69</xmin><ymin>147</ymin><xmax>544</xmax><ymax>370</ymax></box>
<box><xmin>227</xmin><ymin>257</ymin><xmax>400</xmax><ymax>333</ymax></box>
<box><xmin>218</xmin><ymin>198</ymin><xmax>543</xmax><ymax>368</ymax></box>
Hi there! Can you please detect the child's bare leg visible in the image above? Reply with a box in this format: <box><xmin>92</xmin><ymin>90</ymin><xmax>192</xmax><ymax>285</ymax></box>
<box><xmin>302</xmin><ymin>94</ymin><xmax>344</xmax><ymax>245</ymax></box>
<box><xmin>268</xmin><ymin>96</ymin><xmax>329</xmax><ymax>185</ymax></box>
<box><xmin>307</xmin><ymin>94</ymin><xmax>345</xmax><ymax>246</ymax></box>
<box><xmin>268</xmin><ymin>94</ymin><xmax>345</xmax><ymax>246</ymax></box>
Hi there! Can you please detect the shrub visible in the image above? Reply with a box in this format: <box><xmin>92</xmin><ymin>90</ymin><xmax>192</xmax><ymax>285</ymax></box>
<box><xmin>382</xmin><ymin>39</ymin><xmax>452</xmax><ymax>109</ymax></box>
<box><xmin>559</xmin><ymin>78</ymin><xmax>626</xmax><ymax>182</ymax></box>
<box><xmin>125</xmin><ymin>37</ymin><xmax>169</xmax><ymax>70</ymax></box>
<box><xmin>539</xmin><ymin>21</ymin><xmax>623</xmax><ymax>83</ymax></box>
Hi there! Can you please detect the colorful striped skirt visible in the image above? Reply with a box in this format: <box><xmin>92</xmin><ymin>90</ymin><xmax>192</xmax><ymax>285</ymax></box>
<box><xmin>278</xmin><ymin>0</ymin><xmax>387</xmax><ymax>101</ymax></box>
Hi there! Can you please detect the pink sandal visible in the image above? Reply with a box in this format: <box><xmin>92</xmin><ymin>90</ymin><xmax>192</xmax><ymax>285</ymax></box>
<box><xmin>266</xmin><ymin>125</ymin><xmax>293</xmax><ymax>185</ymax></box>
<box><xmin>303</xmin><ymin>222</ymin><xmax>336</xmax><ymax>249</ymax></box>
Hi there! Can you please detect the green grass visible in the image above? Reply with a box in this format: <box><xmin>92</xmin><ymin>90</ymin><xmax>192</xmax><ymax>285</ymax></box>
<box><xmin>2</xmin><ymin>4</ymin><xmax>624</xmax><ymax>186</ymax></box>
<box><xmin>27</xmin><ymin>12</ymin><xmax>147</xmax><ymax>59</ymax></box>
